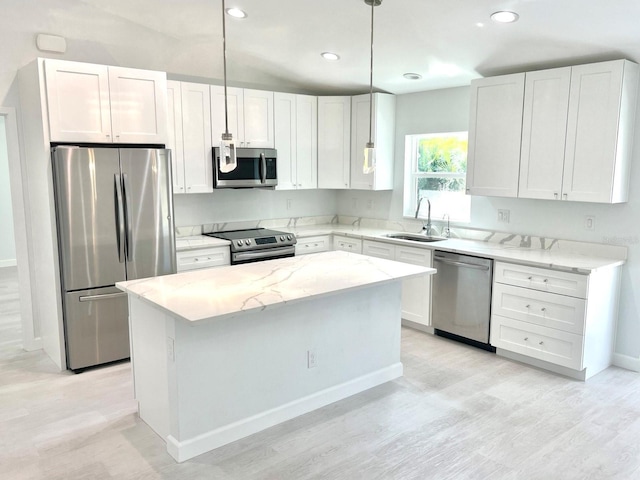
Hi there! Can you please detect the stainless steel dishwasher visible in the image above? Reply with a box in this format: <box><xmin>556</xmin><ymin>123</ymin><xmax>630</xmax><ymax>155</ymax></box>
<box><xmin>432</xmin><ymin>251</ymin><xmax>495</xmax><ymax>351</ymax></box>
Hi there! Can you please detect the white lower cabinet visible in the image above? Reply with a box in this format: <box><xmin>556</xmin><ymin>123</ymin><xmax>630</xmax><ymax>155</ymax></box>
<box><xmin>333</xmin><ymin>235</ymin><xmax>362</xmax><ymax>253</ymax></box>
<box><xmin>295</xmin><ymin>235</ymin><xmax>332</xmax><ymax>255</ymax></box>
<box><xmin>176</xmin><ymin>246</ymin><xmax>230</xmax><ymax>272</ymax></box>
<box><xmin>362</xmin><ymin>240</ymin><xmax>432</xmax><ymax>327</ymax></box>
<box><xmin>490</xmin><ymin>261</ymin><xmax>621</xmax><ymax>380</ymax></box>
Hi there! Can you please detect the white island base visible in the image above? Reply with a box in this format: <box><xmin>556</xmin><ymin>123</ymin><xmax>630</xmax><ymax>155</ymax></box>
<box><xmin>121</xmin><ymin>252</ymin><xmax>432</xmax><ymax>462</ymax></box>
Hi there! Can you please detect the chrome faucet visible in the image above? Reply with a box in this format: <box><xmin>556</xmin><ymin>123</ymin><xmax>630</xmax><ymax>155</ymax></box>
<box><xmin>415</xmin><ymin>196</ymin><xmax>432</xmax><ymax>235</ymax></box>
<box><xmin>442</xmin><ymin>214</ymin><xmax>451</xmax><ymax>238</ymax></box>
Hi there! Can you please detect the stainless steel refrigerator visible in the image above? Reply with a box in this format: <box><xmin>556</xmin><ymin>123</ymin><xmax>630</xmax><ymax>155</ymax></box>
<box><xmin>52</xmin><ymin>146</ymin><xmax>176</xmax><ymax>371</ymax></box>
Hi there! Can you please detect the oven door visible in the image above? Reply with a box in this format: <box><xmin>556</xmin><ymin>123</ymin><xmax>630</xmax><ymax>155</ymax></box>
<box><xmin>232</xmin><ymin>246</ymin><xmax>295</xmax><ymax>265</ymax></box>
<box><xmin>213</xmin><ymin>147</ymin><xmax>277</xmax><ymax>188</ymax></box>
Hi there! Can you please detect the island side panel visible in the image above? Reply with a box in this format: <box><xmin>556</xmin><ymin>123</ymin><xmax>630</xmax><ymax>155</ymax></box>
<box><xmin>128</xmin><ymin>296</ymin><xmax>171</xmax><ymax>440</ymax></box>
<box><xmin>166</xmin><ymin>282</ymin><xmax>403</xmax><ymax>462</ymax></box>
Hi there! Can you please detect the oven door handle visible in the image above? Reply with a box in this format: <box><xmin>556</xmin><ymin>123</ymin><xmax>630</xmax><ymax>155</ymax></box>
<box><xmin>259</xmin><ymin>152</ymin><xmax>266</xmax><ymax>184</ymax></box>
<box><xmin>233</xmin><ymin>246</ymin><xmax>295</xmax><ymax>262</ymax></box>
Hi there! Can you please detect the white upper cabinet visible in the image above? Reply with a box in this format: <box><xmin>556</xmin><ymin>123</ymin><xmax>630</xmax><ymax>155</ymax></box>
<box><xmin>562</xmin><ymin>60</ymin><xmax>639</xmax><ymax>203</ymax></box>
<box><xmin>210</xmin><ymin>87</ymin><xmax>274</xmax><ymax>148</ymax></box>
<box><xmin>350</xmin><ymin>93</ymin><xmax>395</xmax><ymax>190</ymax></box>
<box><xmin>210</xmin><ymin>85</ymin><xmax>244</xmax><ymax>147</ymax></box>
<box><xmin>243</xmin><ymin>89</ymin><xmax>275</xmax><ymax>148</ymax></box>
<box><xmin>180</xmin><ymin>82</ymin><xmax>213</xmax><ymax>193</ymax></box>
<box><xmin>166</xmin><ymin>80</ymin><xmax>185</xmax><ymax>194</ymax></box>
<box><xmin>44</xmin><ymin>59</ymin><xmax>167</xmax><ymax>144</ymax></box>
<box><xmin>274</xmin><ymin>93</ymin><xmax>317</xmax><ymax>190</ymax></box>
<box><xmin>318</xmin><ymin>96</ymin><xmax>351</xmax><ymax>189</ymax></box>
<box><xmin>466</xmin><ymin>73</ymin><xmax>525</xmax><ymax>197</ymax></box>
<box><xmin>471</xmin><ymin>60</ymin><xmax>639</xmax><ymax>204</ymax></box>
<box><xmin>45</xmin><ymin>60</ymin><xmax>112</xmax><ymax>143</ymax></box>
<box><xmin>108</xmin><ymin>67</ymin><xmax>167</xmax><ymax>144</ymax></box>
<box><xmin>519</xmin><ymin>67</ymin><xmax>572</xmax><ymax>200</ymax></box>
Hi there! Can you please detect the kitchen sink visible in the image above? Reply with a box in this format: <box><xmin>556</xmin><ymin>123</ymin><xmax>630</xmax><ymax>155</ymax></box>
<box><xmin>385</xmin><ymin>233</ymin><xmax>447</xmax><ymax>243</ymax></box>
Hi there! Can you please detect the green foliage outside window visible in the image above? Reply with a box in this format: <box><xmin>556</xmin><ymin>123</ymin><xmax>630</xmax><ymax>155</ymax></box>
<box><xmin>417</xmin><ymin>136</ymin><xmax>467</xmax><ymax>192</ymax></box>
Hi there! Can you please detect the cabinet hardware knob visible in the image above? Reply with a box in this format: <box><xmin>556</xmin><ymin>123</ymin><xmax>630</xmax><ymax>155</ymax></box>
<box><xmin>554</xmin><ymin>192</ymin><xmax>558</xmax><ymax>199</ymax></box>
<box><xmin>539</xmin><ymin>341</ymin><xmax>544</xmax><ymax>345</ymax></box>
<box><xmin>543</xmin><ymin>279</ymin><xmax>548</xmax><ymax>283</ymax></box>
<box><xmin>563</xmin><ymin>193</ymin><xmax>568</xmax><ymax>199</ymax></box>
<box><xmin>106</xmin><ymin>134</ymin><xmax>111</xmax><ymax>137</ymax></box>
<box><xmin>527</xmin><ymin>276</ymin><xmax>533</xmax><ymax>280</ymax></box>
<box><xmin>541</xmin><ymin>307</ymin><xmax>546</xmax><ymax>312</ymax></box>
<box><xmin>526</xmin><ymin>304</ymin><xmax>531</xmax><ymax>308</ymax></box>
<box><xmin>524</xmin><ymin>337</ymin><xmax>529</xmax><ymax>341</ymax></box>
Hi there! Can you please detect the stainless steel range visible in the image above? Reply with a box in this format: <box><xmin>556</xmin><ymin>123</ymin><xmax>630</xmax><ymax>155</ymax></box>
<box><xmin>204</xmin><ymin>228</ymin><xmax>297</xmax><ymax>264</ymax></box>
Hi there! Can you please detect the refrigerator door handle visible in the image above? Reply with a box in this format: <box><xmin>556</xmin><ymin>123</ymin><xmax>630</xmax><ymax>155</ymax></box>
<box><xmin>122</xmin><ymin>173</ymin><xmax>134</xmax><ymax>262</ymax></box>
<box><xmin>114</xmin><ymin>174</ymin><xmax>126</xmax><ymax>263</ymax></box>
<box><xmin>79</xmin><ymin>292</ymin><xmax>127</xmax><ymax>302</ymax></box>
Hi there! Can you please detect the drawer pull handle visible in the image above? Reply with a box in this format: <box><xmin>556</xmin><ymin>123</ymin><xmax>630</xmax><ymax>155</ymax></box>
<box><xmin>541</xmin><ymin>307</ymin><xmax>546</xmax><ymax>312</ymax></box>
<box><xmin>539</xmin><ymin>341</ymin><xmax>544</xmax><ymax>346</ymax></box>
<box><xmin>524</xmin><ymin>337</ymin><xmax>529</xmax><ymax>341</ymax></box>
<box><xmin>527</xmin><ymin>276</ymin><xmax>533</xmax><ymax>280</ymax></box>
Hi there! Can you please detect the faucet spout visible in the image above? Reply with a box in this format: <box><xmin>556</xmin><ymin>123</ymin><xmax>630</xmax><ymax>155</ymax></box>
<box><xmin>415</xmin><ymin>196</ymin><xmax>432</xmax><ymax>235</ymax></box>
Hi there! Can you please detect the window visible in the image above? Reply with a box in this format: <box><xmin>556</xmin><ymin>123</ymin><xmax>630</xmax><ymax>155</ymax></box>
<box><xmin>403</xmin><ymin>131</ymin><xmax>470</xmax><ymax>223</ymax></box>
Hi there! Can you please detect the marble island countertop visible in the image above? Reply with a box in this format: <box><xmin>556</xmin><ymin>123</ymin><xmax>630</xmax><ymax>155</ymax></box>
<box><xmin>117</xmin><ymin>250</ymin><xmax>434</xmax><ymax>323</ymax></box>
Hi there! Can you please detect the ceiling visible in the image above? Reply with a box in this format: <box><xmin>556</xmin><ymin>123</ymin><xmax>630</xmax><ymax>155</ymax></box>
<box><xmin>37</xmin><ymin>0</ymin><xmax>640</xmax><ymax>95</ymax></box>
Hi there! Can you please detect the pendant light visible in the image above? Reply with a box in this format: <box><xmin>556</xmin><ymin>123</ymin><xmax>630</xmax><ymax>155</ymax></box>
<box><xmin>363</xmin><ymin>0</ymin><xmax>381</xmax><ymax>174</ymax></box>
<box><xmin>219</xmin><ymin>0</ymin><xmax>237</xmax><ymax>173</ymax></box>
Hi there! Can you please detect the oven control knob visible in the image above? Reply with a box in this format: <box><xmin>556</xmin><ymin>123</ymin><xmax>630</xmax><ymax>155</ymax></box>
<box><xmin>236</xmin><ymin>240</ymin><xmax>243</xmax><ymax>247</ymax></box>
<box><xmin>287</xmin><ymin>235</ymin><xmax>292</xmax><ymax>240</ymax></box>
<box><xmin>245</xmin><ymin>240</ymin><xmax>251</xmax><ymax>245</ymax></box>
<box><xmin>280</xmin><ymin>236</ymin><xmax>285</xmax><ymax>241</ymax></box>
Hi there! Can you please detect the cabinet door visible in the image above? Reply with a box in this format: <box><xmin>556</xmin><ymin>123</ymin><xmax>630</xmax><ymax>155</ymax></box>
<box><xmin>295</xmin><ymin>94</ymin><xmax>318</xmax><ymax>189</ymax></box>
<box><xmin>350</xmin><ymin>94</ymin><xmax>375</xmax><ymax>190</ymax></box>
<box><xmin>333</xmin><ymin>235</ymin><xmax>362</xmax><ymax>253</ymax></box>
<box><xmin>180</xmin><ymin>82</ymin><xmax>213</xmax><ymax>193</ymax></box>
<box><xmin>395</xmin><ymin>246</ymin><xmax>432</xmax><ymax>327</ymax></box>
<box><xmin>166</xmin><ymin>81</ymin><xmax>185</xmax><ymax>194</ymax></box>
<box><xmin>274</xmin><ymin>92</ymin><xmax>297</xmax><ymax>190</ymax></box>
<box><xmin>243</xmin><ymin>89</ymin><xmax>274</xmax><ymax>148</ymax></box>
<box><xmin>210</xmin><ymin>85</ymin><xmax>244</xmax><ymax>146</ymax></box>
<box><xmin>318</xmin><ymin>96</ymin><xmax>351</xmax><ymax>189</ymax></box>
<box><xmin>362</xmin><ymin>240</ymin><xmax>395</xmax><ymax>259</ymax></box>
<box><xmin>562</xmin><ymin>61</ymin><xmax>630</xmax><ymax>203</ymax></box>
<box><xmin>108</xmin><ymin>67</ymin><xmax>168</xmax><ymax>144</ymax></box>
<box><xmin>518</xmin><ymin>68</ymin><xmax>571</xmax><ymax>200</ymax></box>
<box><xmin>44</xmin><ymin>60</ymin><xmax>112</xmax><ymax>143</ymax></box>
<box><xmin>467</xmin><ymin>73</ymin><xmax>525</xmax><ymax>197</ymax></box>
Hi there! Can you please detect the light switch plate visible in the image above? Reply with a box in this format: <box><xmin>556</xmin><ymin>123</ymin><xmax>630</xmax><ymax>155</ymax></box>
<box><xmin>498</xmin><ymin>209</ymin><xmax>510</xmax><ymax>223</ymax></box>
<box><xmin>585</xmin><ymin>215</ymin><xmax>595</xmax><ymax>230</ymax></box>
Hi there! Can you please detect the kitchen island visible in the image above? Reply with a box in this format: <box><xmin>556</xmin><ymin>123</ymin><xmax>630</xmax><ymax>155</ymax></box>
<box><xmin>117</xmin><ymin>250</ymin><xmax>434</xmax><ymax>462</ymax></box>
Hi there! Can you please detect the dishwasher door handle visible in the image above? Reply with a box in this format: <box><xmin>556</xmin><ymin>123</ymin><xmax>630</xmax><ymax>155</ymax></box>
<box><xmin>434</xmin><ymin>256</ymin><xmax>491</xmax><ymax>271</ymax></box>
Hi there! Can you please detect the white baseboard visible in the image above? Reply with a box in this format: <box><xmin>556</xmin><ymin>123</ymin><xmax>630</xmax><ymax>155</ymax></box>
<box><xmin>612</xmin><ymin>353</ymin><xmax>640</xmax><ymax>372</ymax></box>
<box><xmin>402</xmin><ymin>319</ymin><xmax>434</xmax><ymax>335</ymax></box>
<box><xmin>22</xmin><ymin>337</ymin><xmax>43</xmax><ymax>352</ymax></box>
<box><xmin>0</xmin><ymin>259</ymin><xmax>17</xmax><ymax>268</ymax></box>
<box><xmin>166</xmin><ymin>362</ymin><xmax>403</xmax><ymax>463</ymax></box>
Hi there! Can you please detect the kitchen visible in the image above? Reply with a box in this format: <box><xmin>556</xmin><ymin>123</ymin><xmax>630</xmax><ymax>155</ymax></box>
<box><xmin>3</xmin><ymin>0</ymin><xmax>640</xmax><ymax>478</ymax></box>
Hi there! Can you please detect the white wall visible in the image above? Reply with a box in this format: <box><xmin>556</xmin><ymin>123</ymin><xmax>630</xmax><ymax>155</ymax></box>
<box><xmin>0</xmin><ymin>116</ymin><xmax>16</xmax><ymax>266</ymax></box>
<box><xmin>338</xmin><ymin>85</ymin><xmax>640</xmax><ymax>361</ymax></box>
<box><xmin>174</xmin><ymin>189</ymin><xmax>337</xmax><ymax>226</ymax></box>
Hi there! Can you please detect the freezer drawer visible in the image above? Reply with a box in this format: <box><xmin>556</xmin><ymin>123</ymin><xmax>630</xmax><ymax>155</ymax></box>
<box><xmin>64</xmin><ymin>286</ymin><xmax>130</xmax><ymax>370</ymax></box>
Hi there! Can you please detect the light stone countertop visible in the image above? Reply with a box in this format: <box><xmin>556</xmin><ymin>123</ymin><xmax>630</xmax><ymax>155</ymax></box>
<box><xmin>117</xmin><ymin>250</ymin><xmax>434</xmax><ymax>323</ymax></box>
<box><xmin>175</xmin><ymin>235</ymin><xmax>230</xmax><ymax>251</ymax></box>
<box><xmin>282</xmin><ymin>225</ymin><xmax>625</xmax><ymax>274</ymax></box>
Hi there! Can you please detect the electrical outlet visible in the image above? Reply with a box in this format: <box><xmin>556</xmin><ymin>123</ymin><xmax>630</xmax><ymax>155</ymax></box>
<box><xmin>585</xmin><ymin>215</ymin><xmax>595</xmax><ymax>231</ymax></box>
<box><xmin>286</xmin><ymin>198</ymin><xmax>292</xmax><ymax>211</ymax></box>
<box><xmin>307</xmin><ymin>349</ymin><xmax>317</xmax><ymax>369</ymax></box>
<box><xmin>167</xmin><ymin>337</ymin><xmax>175</xmax><ymax>362</ymax></box>
<box><xmin>366</xmin><ymin>199</ymin><xmax>374</xmax><ymax>210</ymax></box>
<box><xmin>498</xmin><ymin>209</ymin><xmax>510</xmax><ymax>223</ymax></box>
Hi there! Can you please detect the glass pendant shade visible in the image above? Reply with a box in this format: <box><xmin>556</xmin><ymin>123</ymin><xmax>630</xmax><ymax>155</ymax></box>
<box><xmin>220</xmin><ymin>132</ymin><xmax>237</xmax><ymax>173</ymax></box>
<box><xmin>363</xmin><ymin>142</ymin><xmax>376</xmax><ymax>174</ymax></box>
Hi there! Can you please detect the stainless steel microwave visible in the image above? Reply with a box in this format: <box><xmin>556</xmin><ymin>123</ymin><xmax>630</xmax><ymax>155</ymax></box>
<box><xmin>212</xmin><ymin>147</ymin><xmax>277</xmax><ymax>189</ymax></box>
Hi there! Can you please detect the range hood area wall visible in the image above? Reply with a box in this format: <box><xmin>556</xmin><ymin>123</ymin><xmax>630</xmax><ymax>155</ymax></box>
<box><xmin>173</xmin><ymin>189</ymin><xmax>337</xmax><ymax>227</ymax></box>
<box><xmin>336</xmin><ymin>85</ymin><xmax>640</xmax><ymax>364</ymax></box>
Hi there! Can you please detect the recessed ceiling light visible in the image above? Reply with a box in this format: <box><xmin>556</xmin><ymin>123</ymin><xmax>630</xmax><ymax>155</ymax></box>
<box><xmin>321</xmin><ymin>52</ymin><xmax>340</xmax><ymax>61</ymax></box>
<box><xmin>476</xmin><ymin>22</ymin><xmax>485</xmax><ymax>28</ymax></box>
<box><xmin>226</xmin><ymin>8</ymin><xmax>247</xmax><ymax>19</ymax></box>
<box><xmin>491</xmin><ymin>11</ymin><xmax>519</xmax><ymax>23</ymax></box>
<box><xmin>403</xmin><ymin>73</ymin><xmax>422</xmax><ymax>80</ymax></box>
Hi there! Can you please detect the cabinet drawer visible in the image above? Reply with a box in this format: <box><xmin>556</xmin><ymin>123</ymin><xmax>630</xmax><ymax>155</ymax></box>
<box><xmin>395</xmin><ymin>245</ymin><xmax>432</xmax><ymax>267</ymax></box>
<box><xmin>362</xmin><ymin>240</ymin><xmax>394</xmax><ymax>260</ymax></box>
<box><xmin>492</xmin><ymin>283</ymin><xmax>586</xmax><ymax>335</ymax></box>
<box><xmin>333</xmin><ymin>235</ymin><xmax>362</xmax><ymax>254</ymax></box>
<box><xmin>176</xmin><ymin>247</ymin><xmax>230</xmax><ymax>272</ymax></box>
<box><xmin>490</xmin><ymin>315</ymin><xmax>584</xmax><ymax>370</ymax></box>
<box><xmin>295</xmin><ymin>236</ymin><xmax>331</xmax><ymax>255</ymax></box>
<box><xmin>494</xmin><ymin>262</ymin><xmax>588</xmax><ymax>298</ymax></box>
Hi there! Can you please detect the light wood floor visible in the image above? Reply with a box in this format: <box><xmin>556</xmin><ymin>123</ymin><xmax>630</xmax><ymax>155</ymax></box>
<box><xmin>2</xmin><ymin>266</ymin><xmax>640</xmax><ymax>479</ymax></box>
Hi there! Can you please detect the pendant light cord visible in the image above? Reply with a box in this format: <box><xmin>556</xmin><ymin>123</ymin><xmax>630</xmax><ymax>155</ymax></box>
<box><xmin>222</xmin><ymin>0</ymin><xmax>230</xmax><ymax>135</ymax></box>
<box><xmin>368</xmin><ymin>0</ymin><xmax>374</xmax><ymax>145</ymax></box>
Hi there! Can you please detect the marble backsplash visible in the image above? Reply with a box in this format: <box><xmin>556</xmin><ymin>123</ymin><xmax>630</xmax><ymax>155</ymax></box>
<box><xmin>176</xmin><ymin>215</ymin><xmax>627</xmax><ymax>260</ymax></box>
